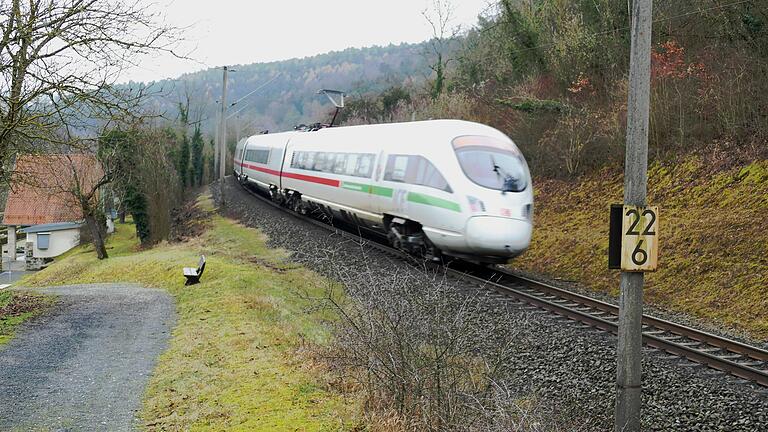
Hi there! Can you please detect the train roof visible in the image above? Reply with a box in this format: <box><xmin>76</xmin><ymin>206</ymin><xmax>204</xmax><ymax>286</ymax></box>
<box><xmin>243</xmin><ymin>120</ymin><xmax>513</xmax><ymax>157</ymax></box>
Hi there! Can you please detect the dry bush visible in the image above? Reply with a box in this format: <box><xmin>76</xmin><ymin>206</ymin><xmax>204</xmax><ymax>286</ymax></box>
<box><xmin>302</xmin><ymin>240</ymin><xmax>584</xmax><ymax>431</ymax></box>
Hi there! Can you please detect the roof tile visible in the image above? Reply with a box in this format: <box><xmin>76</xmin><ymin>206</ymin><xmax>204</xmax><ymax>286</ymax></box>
<box><xmin>3</xmin><ymin>154</ymin><xmax>102</xmax><ymax>226</ymax></box>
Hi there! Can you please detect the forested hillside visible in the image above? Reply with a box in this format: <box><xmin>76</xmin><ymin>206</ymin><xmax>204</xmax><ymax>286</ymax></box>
<box><xmin>340</xmin><ymin>0</ymin><xmax>767</xmax><ymax>177</ymax></box>
<box><xmin>333</xmin><ymin>0</ymin><xmax>768</xmax><ymax>337</ymax></box>
<box><xmin>135</xmin><ymin>43</ymin><xmax>434</xmax><ymax>134</ymax></box>
<box><xmin>446</xmin><ymin>1</ymin><xmax>765</xmax><ymax>338</ymax></box>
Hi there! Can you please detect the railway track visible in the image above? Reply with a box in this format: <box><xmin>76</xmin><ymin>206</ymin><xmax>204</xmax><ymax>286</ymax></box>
<box><xmin>230</xmin><ymin>179</ymin><xmax>768</xmax><ymax>388</ymax></box>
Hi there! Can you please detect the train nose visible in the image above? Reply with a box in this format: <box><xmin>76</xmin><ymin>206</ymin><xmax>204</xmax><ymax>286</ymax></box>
<box><xmin>465</xmin><ymin>216</ymin><xmax>532</xmax><ymax>256</ymax></box>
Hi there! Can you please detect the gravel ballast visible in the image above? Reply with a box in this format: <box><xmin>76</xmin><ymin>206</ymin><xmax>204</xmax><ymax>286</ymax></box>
<box><xmin>216</xmin><ymin>178</ymin><xmax>767</xmax><ymax>431</ymax></box>
<box><xmin>0</xmin><ymin>284</ymin><xmax>175</xmax><ymax>431</ymax></box>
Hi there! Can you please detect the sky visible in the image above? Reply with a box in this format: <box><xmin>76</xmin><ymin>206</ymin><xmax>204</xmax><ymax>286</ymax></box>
<box><xmin>123</xmin><ymin>0</ymin><xmax>494</xmax><ymax>83</ymax></box>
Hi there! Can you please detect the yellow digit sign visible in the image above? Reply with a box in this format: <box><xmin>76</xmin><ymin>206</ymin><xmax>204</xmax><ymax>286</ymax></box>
<box><xmin>621</xmin><ymin>205</ymin><xmax>659</xmax><ymax>271</ymax></box>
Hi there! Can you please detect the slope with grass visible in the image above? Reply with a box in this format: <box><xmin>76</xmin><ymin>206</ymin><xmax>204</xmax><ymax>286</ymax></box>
<box><xmin>22</xmin><ymin>193</ymin><xmax>359</xmax><ymax>431</ymax></box>
<box><xmin>511</xmin><ymin>156</ymin><xmax>768</xmax><ymax>339</ymax></box>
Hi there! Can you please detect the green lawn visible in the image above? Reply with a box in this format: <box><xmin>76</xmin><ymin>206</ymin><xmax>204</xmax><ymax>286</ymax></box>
<box><xmin>22</xmin><ymin>193</ymin><xmax>360</xmax><ymax>431</ymax></box>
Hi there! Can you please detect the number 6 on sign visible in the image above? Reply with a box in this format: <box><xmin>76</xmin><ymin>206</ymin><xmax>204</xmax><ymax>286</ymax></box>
<box><xmin>621</xmin><ymin>206</ymin><xmax>659</xmax><ymax>271</ymax></box>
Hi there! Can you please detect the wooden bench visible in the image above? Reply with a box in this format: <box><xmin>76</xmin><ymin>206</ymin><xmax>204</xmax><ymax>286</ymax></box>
<box><xmin>183</xmin><ymin>255</ymin><xmax>206</xmax><ymax>285</ymax></box>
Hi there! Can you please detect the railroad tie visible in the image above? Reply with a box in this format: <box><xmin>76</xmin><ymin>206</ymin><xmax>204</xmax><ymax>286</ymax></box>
<box><xmin>678</xmin><ymin>341</ymin><xmax>703</xmax><ymax>347</ymax></box>
<box><xmin>644</xmin><ymin>330</ymin><xmax>666</xmax><ymax>336</ymax></box>
<box><xmin>716</xmin><ymin>353</ymin><xmax>745</xmax><ymax>360</ymax></box>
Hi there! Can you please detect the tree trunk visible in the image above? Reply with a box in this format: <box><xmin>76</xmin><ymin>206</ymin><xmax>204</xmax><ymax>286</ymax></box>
<box><xmin>85</xmin><ymin>212</ymin><xmax>108</xmax><ymax>260</ymax></box>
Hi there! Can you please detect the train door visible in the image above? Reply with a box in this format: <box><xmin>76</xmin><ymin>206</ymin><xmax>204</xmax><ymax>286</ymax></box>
<box><xmin>378</xmin><ymin>154</ymin><xmax>459</xmax><ymax>232</ymax></box>
<box><xmin>234</xmin><ymin>139</ymin><xmax>246</xmax><ymax>177</ymax></box>
<box><xmin>376</xmin><ymin>153</ymin><xmax>410</xmax><ymax>219</ymax></box>
<box><xmin>372</xmin><ymin>150</ymin><xmax>393</xmax><ymax>217</ymax></box>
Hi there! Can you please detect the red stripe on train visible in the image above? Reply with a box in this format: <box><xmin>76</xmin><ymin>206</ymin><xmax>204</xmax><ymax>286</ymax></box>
<box><xmin>237</xmin><ymin>160</ymin><xmax>340</xmax><ymax>187</ymax></box>
<box><xmin>282</xmin><ymin>171</ymin><xmax>340</xmax><ymax>187</ymax></box>
<box><xmin>239</xmin><ymin>161</ymin><xmax>281</xmax><ymax>177</ymax></box>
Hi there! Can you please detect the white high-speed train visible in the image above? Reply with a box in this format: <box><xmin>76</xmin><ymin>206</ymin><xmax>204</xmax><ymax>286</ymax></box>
<box><xmin>234</xmin><ymin>119</ymin><xmax>533</xmax><ymax>263</ymax></box>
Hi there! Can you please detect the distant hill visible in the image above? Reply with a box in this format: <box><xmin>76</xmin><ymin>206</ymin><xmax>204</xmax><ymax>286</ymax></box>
<box><xmin>135</xmin><ymin>42</ymin><xmax>433</xmax><ymax>135</ymax></box>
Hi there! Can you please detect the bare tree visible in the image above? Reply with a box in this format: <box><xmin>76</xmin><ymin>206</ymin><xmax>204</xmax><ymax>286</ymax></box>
<box><xmin>422</xmin><ymin>0</ymin><xmax>460</xmax><ymax>99</ymax></box>
<box><xmin>0</xmin><ymin>0</ymin><xmax>183</xmax><ymax>180</ymax></box>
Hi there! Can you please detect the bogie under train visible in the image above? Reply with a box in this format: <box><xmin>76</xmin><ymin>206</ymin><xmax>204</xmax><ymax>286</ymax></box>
<box><xmin>234</xmin><ymin>119</ymin><xmax>533</xmax><ymax>263</ymax></box>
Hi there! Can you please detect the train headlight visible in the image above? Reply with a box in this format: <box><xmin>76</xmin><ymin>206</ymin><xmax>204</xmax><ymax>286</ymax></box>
<box><xmin>467</xmin><ymin>196</ymin><xmax>486</xmax><ymax>213</ymax></box>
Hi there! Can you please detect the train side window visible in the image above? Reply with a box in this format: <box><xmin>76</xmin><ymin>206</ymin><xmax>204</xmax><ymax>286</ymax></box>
<box><xmin>411</xmin><ymin>156</ymin><xmax>452</xmax><ymax>193</ymax></box>
<box><xmin>253</xmin><ymin>149</ymin><xmax>270</xmax><ymax>164</ymax></box>
<box><xmin>356</xmin><ymin>154</ymin><xmax>374</xmax><ymax>177</ymax></box>
<box><xmin>299</xmin><ymin>152</ymin><xmax>309</xmax><ymax>169</ymax></box>
<box><xmin>345</xmin><ymin>154</ymin><xmax>359</xmax><ymax>176</ymax></box>
<box><xmin>384</xmin><ymin>155</ymin><xmax>409</xmax><ymax>182</ymax></box>
<box><xmin>333</xmin><ymin>153</ymin><xmax>347</xmax><ymax>174</ymax></box>
<box><xmin>309</xmin><ymin>152</ymin><xmax>320</xmax><ymax>171</ymax></box>
<box><xmin>385</xmin><ymin>154</ymin><xmax>451</xmax><ymax>192</ymax></box>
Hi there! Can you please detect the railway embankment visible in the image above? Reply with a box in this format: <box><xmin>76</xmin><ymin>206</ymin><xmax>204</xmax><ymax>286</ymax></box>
<box><xmin>219</xmin><ymin>177</ymin><xmax>768</xmax><ymax>431</ymax></box>
<box><xmin>20</xmin><ymin>193</ymin><xmax>360</xmax><ymax>430</ymax></box>
<box><xmin>512</xmin><ymin>156</ymin><xmax>768</xmax><ymax>340</ymax></box>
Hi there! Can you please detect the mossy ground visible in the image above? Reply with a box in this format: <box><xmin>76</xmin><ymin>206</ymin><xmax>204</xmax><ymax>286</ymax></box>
<box><xmin>22</xmin><ymin>193</ymin><xmax>360</xmax><ymax>431</ymax></box>
<box><xmin>512</xmin><ymin>157</ymin><xmax>768</xmax><ymax>339</ymax></box>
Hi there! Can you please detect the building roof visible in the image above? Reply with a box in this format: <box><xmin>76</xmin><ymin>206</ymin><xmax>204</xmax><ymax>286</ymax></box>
<box><xmin>3</xmin><ymin>154</ymin><xmax>103</xmax><ymax>226</ymax></box>
<box><xmin>21</xmin><ymin>222</ymin><xmax>85</xmax><ymax>233</ymax></box>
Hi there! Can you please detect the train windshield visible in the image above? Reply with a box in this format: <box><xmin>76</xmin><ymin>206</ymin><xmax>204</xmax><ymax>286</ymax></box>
<box><xmin>452</xmin><ymin>135</ymin><xmax>529</xmax><ymax>192</ymax></box>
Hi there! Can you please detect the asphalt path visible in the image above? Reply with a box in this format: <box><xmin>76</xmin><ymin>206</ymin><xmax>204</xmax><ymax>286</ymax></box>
<box><xmin>0</xmin><ymin>284</ymin><xmax>176</xmax><ymax>431</ymax></box>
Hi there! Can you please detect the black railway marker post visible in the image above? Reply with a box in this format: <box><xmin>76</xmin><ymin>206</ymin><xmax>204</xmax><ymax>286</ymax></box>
<box><xmin>612</xmin><ymin>1</ymin><xmax>655</xmax><ymax>431</ymax></box>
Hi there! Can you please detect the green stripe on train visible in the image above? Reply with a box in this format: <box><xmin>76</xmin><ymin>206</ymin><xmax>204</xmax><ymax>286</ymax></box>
<box><xmin>371</xmin><ymin>185</ymin><xmax>393</xmax><ymax>197</ymax></box>
<box><xmin>340</xmin><ymin>182</ymin><xmax>459</xmax><ymax>211</ymax></box>
<box><xmin>407</xmin><ymin>192</ymin><xmax>461</xmax><ymax>212</ymax></box>
<box><xmin>341</xmin><ymin>182</ymin><xmax>393</xmax><ymax>198</ymax></box>
<box><xmin>341</xmin><ymin>182</ymin><xmax>370</xmax><ymax>193</ymax></box>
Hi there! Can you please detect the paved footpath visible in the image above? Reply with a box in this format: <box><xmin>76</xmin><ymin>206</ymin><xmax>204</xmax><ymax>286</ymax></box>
<box><xmin>0</xmin><ymin>284</ymin><xmax>176</xmax><ymax>431</ymax></box>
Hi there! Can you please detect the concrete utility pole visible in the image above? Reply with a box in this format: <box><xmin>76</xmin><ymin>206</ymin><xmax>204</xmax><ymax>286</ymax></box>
<box><xmin>615</xmin><ymin>1</ymin><xmax>653</xmax><ymax>432</ymax></box>
<box><xmin>213</xmin><ymin>112</ymin><xmax>219</xmax><ymax>177</ymax></box>
<box><xmin>218</xmin><ymin>66</ymin><xmax>229</xmax><ymax>181</ymax></box>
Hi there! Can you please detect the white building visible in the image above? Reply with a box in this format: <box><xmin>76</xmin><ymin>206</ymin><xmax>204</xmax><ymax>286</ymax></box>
<box><xmin>2</xmin><ymin>154</ymin><xmax>106</xmax><ymax>271</ymax></box>
<box><xmin>20</xmin><ymin>222</ymin><xmax>84</xmax><ymax>269</ymax></box>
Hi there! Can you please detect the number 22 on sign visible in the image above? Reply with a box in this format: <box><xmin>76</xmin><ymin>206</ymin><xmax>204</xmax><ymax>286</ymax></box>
<box><xmin>621</xmin><ymin>205</ymin><xmax>659</xmax><ymax>272</ymax></box>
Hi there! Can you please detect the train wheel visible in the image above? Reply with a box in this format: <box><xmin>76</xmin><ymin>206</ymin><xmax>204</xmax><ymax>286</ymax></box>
<box><xmin>387</xmin><ymin>229</ymin><xmax>402</xmax><ymax>250</ymax></box>
<box><xmin>423</xmin><ymin>237</ymin><xmax>442</xmax><ymax>262</ymax></box>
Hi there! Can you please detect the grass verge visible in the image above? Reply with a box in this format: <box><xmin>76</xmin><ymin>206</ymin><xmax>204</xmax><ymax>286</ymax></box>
<box><xmin>22</xmin><ymin>193</ymin><xmax>359</xmax><ymax>431</ymax></box>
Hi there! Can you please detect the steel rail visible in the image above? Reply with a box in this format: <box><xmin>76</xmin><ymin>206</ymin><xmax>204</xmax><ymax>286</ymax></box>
<box><xmin>231</xmin><ymin>179</ymin><xmax>768</xmax><ymax>387</ymax></box>
<box><xmin>451</xmin><ymin>267</ymin><xmax>768</xmax><ymax>387</ymax></box>
<box><xmin>485</xmin><ymin>269</ymin><xmax>768</xmax><ymax>363</ymax></box>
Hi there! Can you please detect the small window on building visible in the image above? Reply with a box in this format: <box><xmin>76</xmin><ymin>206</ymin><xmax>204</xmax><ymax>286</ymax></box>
<box><xmin>37</xmin><ymin>233</ymin><xmax>50</xmax><ymax>250</ymax></box>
